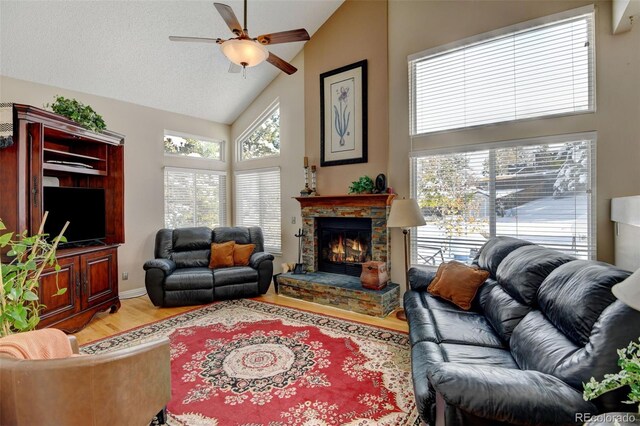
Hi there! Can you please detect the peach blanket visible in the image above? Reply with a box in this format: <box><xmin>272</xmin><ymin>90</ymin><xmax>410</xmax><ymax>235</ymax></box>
<box><xmin>0</xmin><ymin>329</ymin><xmax>73</xmax><ymax>359</ymax></box>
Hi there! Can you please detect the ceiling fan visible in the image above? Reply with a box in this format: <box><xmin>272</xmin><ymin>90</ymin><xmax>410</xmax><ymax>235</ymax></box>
<box><xmin>169</xmin><ymin>0</ymin><xmax>310</xmax><ymax>75</ymax></box>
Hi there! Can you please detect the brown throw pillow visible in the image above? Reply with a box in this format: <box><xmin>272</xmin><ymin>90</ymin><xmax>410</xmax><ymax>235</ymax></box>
<box><xmin>209</xmin><ymin>241</ymin><xmax>235</xmax><ymax>269</ymax></box>
<box><xmin>427</xmin><ymin>261</ymin><xmax>489</xmax><ymax>310</ymax></box>
<box><xmin>233</xmin><ymin>243</ymin><xmax>256</xmax><ymax>266</ymax></box>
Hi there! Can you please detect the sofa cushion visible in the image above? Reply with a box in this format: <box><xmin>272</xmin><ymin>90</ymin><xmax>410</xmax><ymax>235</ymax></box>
<box><xmin>173</xmin><ymin>227</ymin><xmax>212</xmax><ymax>251</ymax></box>
<box><xmin>164</xmin><ymin>267</ymin><xmax>213</xmax><ymax>290</ymax></box>
<box><xmin>428</xmin><ymin>261</ymin><xmax>489</xmax><ymax>310</ymax></box>
<box><xmin>496</xmin><ymin>245</ymin><xmax>575</xmax><ymax>306</ymax></box>
<box><xmin>538</xmin><ymin>260</ymin><xmax>630</xmax><ymax>346</ymax></box>
<box><xmin>233</xmin><ymin>243</ymin><xmax>256</xmax><ymax>266</ymax></box>
<box><xmin>171</xmin><ymin>250</ymin><xmax>210</xmax><ymax>268</ymax></box>
<box><xmin>209</xmin><ymin>241</ymin><xmax>235</xmax><ymax>269</ymax></box>
<box><xmin>213</xmin><ymin>266</ymin><xmax>258</xmax><ymax>286</ymax></box>
<box><xmin>429</xmin><ymin>309</ymin><xmax>505</xmax><ymax>349</ymax></box>
<box><xmin>213</xmin><ymin>227</ymin><xmax>252</xmax><ymax>245</ymax></box>
<box><xmin>481</xmin><ymin>285</ymin><xmax>531</xmax><ymax>343</ymax></box>
<box><xmin>473</xmin><ymin>236</ymin><xmax>534</xmax><ymax>279</ymax></box>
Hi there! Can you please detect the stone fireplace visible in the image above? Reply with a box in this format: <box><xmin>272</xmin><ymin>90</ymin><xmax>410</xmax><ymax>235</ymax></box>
<box><xmin>276</xmin><ymin>194</ymin><xmax>398</xmax><ymax>318</ymax></box>
<box><xmin>297</xmin><ymin>194</ymin><xmax>395</xmax><ymax>275</ymax></box>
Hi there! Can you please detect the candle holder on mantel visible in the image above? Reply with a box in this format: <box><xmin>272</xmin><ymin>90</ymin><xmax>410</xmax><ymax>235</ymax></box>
<box><xmin>310</xmin><ymin>165</ymin><xmax>318</xmax><ymax>196</ymax></box>
<box><xmin>300</xmin><ymin>166</ymin><xmax>312</xmax><ymax>197</ymax></box>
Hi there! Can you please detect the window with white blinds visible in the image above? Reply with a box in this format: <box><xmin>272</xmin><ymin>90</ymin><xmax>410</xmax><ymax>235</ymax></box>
<box><xmin>164</xmin><ymin>167</ymin><xmax>227</xmax><ymax>228</ymax></box>
<box><xmin>235</xmin><ymin>168</ymin><xmax>281</xmax><ymax>253</ymax></box>
<box><xmin>410</xmin><ymin>133</ymin><xmax>596</xmax><ymax>265</ymax></box>
<box><xmin>409</xmin><ymin>6</ymin><xmax>595</xmax><ymax>135</ymax></box>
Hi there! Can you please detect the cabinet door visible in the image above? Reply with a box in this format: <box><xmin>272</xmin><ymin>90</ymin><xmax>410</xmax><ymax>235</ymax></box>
<box><xmin>38</xmin><ymin>255</ymin><xmax>81</xmax><ymax>327</ymax></box>
<box><xmin>28</xmin><ymin>122</ymin><xmax>44</xmax><ymax>234</ymax></box>
<box><xmin>81</xmin><ymin>248</ymin><xmax>118</xmax><ymax>309</ymax></box>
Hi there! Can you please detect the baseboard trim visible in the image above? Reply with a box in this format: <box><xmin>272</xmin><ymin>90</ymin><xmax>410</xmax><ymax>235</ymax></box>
<box><xmin>119</xmin><ymin>287</ymin><xmax>147</xmax><ymax>300</ymax></box>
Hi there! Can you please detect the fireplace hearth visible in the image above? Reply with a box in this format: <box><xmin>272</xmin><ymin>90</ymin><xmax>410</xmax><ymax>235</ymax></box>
<box><xmin>318</xmin><ymin>217</ymin><xmax>372</xmax><ymax>277</ymax></box>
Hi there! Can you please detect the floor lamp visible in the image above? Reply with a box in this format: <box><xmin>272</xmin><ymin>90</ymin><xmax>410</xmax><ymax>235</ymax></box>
<box><xmin>387</xmin><ymin>198</ymin><xmax>426</xmax><ymax>321</ymax></box>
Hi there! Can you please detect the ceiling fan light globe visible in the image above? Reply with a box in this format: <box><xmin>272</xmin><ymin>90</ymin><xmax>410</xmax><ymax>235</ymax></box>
<box><xmin>220</xmin><ymin>39</ymin><xmax>268</xmax><ymax>67</ymax></box>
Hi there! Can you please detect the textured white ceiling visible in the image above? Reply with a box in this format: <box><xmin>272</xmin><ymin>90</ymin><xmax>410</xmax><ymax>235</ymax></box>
<box><xmin>0</xmin><ymin>0</ymin><xmax>343</xmax><ymax>124</ymax></box>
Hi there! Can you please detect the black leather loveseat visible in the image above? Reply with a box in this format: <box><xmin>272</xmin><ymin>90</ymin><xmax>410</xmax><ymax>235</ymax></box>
<box><xmin>405</xmin><ymin>236</ymin><xmax>640</xmax><ymax>426</ymax></box>
<box><xmin>143</xmin><ymin>226</ymin><xmax>274</xmax><ymax>307</ymax></box>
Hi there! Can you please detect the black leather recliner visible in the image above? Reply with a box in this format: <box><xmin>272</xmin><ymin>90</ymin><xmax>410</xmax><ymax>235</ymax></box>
<box><xmin>143</xmin><ymin>226</ymin><xmax>274</xmax><ymax>307</ymax></box>
<box><xmin>405</xmin><ymin>236</ymin><xmax>640</xmax><ymax>426</ymax></box>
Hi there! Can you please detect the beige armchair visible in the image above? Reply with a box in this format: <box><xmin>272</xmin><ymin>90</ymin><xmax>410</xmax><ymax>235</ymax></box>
<box><xmin>0</xmin><ymin>329</ymin><xmax>171</xmax><ymax>426</ymax></box>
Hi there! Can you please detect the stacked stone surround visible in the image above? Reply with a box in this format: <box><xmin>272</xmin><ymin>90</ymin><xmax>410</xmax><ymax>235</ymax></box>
<box><xmin>277</xmin><ymin>272</ymin><xmax>399</xmax><ymax>318</ymax></box>
<box><xmin>296</xmin><ymin>194</ymin><xmax>396</xmax><ymax>274</ymax></box>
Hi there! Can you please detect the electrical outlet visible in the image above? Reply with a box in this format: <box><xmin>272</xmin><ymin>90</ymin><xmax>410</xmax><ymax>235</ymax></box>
<box><xmin>291</xmin><ymin>216</ymin><xmax>296</xmax><ymax>224</ymax></box>
<box><xmin>122</xmin><ymin>272</ymin><xmax>128</xmax><ymax>280</ymax></box>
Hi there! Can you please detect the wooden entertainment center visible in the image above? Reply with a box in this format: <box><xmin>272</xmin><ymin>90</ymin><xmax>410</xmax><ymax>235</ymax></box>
<box><xmin>0</xmin><ymin>104</ymin><xmax>124</xmax><ymax>332</ymax></box>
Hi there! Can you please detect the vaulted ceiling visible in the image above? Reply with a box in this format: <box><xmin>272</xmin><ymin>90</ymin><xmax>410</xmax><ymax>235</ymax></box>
<box><xmin>0</xmin><ymin>0</ymin><xmax>343</xmax><ymax>124</ymax></box>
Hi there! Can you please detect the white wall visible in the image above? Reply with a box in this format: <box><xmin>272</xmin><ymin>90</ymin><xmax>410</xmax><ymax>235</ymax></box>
<box><xmin>231</xmin><ymin>53</ymin><xmax>305</xmax><ymax>271</ymax></box>
<box><xmin>0</xmin><ymin>76</ymin><xmax>231</xmax><ymax>294</ymax></box>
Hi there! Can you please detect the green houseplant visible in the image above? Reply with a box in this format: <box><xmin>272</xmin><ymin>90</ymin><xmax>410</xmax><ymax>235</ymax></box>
<box><xmin>0</xmin><ymin>214</ymin><xmax>68</xmax><ymax>336</ymax></box>
<box><xmin>46</xmin><ymin>96</ymin><xmax>107</xmax><ymax>133</ymax></box>
<box><xmin>583</xmin><ymin>338</ymin><xmax>640</xmax><ymax>414</ymax></box>
<box><xmin>348</xmin><ymin>175</ymin><xmax>375</xmax><ymax>194</ymax></box>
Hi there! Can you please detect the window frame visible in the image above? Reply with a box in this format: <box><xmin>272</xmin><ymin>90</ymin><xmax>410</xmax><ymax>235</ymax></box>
<box><xmin>409</xmin><ymin>132</ymin><xmax>597</xmax><ymax>264</ymax></box>
<box><xmin>235</xmin><ymin>100</ymin><xmax>281</xmax><ymax>163</ymax></box>
<box><xmin>234</xmin><ymin>166</ymin><xmax>282</xmax><ymax>254</ymax></box>
<box><xmin>408</xmin><ymin>5</ymin><xmax>596</xmax><ymax>137</ymax></box>
<box><xmin>164</xmin><ymin>130</ymin><xmax>226</xmax><ymax>163</ymax></box>
<box><xmin>163</xmin><ymin>166</ymin><xmax>227</xmax><ymax>229</ymax></box>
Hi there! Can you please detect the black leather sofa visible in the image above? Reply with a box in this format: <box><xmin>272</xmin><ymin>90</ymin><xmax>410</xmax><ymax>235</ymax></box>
<box><xmin>405</xmin><ymin>236</ymin><xmax>640</xmax><ymax>426</ymax></box>
<box><xmin>143</xmin><ymin>226</ymin><xmax>274</xmax><ymax>307</ymax></box>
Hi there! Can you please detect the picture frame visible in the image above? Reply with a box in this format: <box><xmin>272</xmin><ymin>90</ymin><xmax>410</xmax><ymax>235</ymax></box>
<box><xmin>320</xmin><ymin>60</ymin><xmax>368</xmax><ymax>167</ymax></box>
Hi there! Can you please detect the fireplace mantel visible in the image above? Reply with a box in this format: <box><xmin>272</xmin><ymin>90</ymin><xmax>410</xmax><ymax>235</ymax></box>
<box><xmin>295</xmin><ymin>194</ymin><xmax>396</xmax><ymax>208</ymax></box>
<box><xmin>296</xmin><ymin>193</ymin><xmax>395</xmax><ymax>274</ymax></box>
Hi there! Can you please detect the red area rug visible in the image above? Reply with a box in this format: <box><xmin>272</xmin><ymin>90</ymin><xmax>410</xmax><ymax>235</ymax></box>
<box><xmin>82</xmin><ymin>299</ymin><xmax>418</xmax><ymax>425</ymax></box>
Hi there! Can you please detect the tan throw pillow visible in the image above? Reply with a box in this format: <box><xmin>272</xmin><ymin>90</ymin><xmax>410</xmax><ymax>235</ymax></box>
<box><xmin>209</xmin><ymin>241</ymin><xmax>235</xmax><ymax>269</ymax></box>
<box><xmin>233</xmin><ymin>243</ymin><xmax>256</xmax><ymax>266</ymax></box>
<box><xmin>427</xmin><ymin>261</ymin><xmax>490</xmax><ymax>310</ymax></box>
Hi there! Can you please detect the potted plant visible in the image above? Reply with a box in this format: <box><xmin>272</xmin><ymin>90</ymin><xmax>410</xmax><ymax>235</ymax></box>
<box><xmin>0</xmin><ymin>213</ymin><xmax>68</xmax><ymax>336</ymax></box>
<box><xmin>348</xmin><ymin>175</ymin><xmax>375</xmax><ymax>194</ymax></box>
<box><xmin>583</xmin><ymin>338</ymin><xmax>640</xmax><ymax>424</ymax></box>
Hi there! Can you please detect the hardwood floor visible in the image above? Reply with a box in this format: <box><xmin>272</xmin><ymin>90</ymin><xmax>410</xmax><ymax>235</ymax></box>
<box><xmin>74</xmin><ymin>288</ymin><xmax>409</xmax><ymax>345</ymax></box>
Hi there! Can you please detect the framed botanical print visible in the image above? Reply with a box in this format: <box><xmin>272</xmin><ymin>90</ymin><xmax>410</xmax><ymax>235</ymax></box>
<box><xmin>320</xmin><ymin>60</ymin><xmax>368</xmax><ymax>167</ymax></box>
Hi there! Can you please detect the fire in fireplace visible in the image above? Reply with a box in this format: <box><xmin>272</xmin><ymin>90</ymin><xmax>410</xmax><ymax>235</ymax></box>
<box><xmin>318</xmin><ymin>217</ymin><xmax>372</xmax><ymax>277</ymax></box>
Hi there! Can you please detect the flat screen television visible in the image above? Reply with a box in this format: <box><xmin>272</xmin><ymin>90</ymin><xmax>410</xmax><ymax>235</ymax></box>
<box><xmin>43</xmin><ymin>187</ymin><xmax>106</xmax><ymax>245</ymax></box>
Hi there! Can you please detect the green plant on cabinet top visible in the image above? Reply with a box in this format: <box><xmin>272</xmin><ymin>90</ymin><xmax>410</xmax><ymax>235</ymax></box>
<box><xmin>46</xmin><ymin>96</ymin><xmax>107</xmax><ymax>133</ymax></box>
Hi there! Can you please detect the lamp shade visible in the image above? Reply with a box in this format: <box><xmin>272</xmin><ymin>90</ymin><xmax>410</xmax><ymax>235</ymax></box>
<box><xmin>220</xmin><ymin>39</ymin><xmax>268</xmax><ymax>67</ymax></box>
<box><xmin>387</xmin><ymin>198</ymin><xmax>426</xmax><ymax>229</ymax></box>
<box><xmin>612</xmin><ymin>268</ymin><xmax>640</xmax><ymax>311</ymax></box>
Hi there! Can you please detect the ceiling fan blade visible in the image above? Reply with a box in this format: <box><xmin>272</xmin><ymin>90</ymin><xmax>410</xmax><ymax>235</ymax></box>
<box><xmin>257</xmin><ymin>28</ymin><xmax>310</xmax><ymax>45</ymax></box>
<box><xmin>266</xmin><ymin>52</ymin><xmax>297</xmax><ymax>75</ymax></box>
<box><xmin>228</xmin><ymin>62</ymin><xmax>242</xmax><ymax>73</ymax></box>
<box><xmin>169</xmin><ymin>36</ymin><xmax>220</xmax><ymax>43</ymax></box>
<box><xmin>214</xmin><ymin>3</ymin><xmax>243</xmax><ymax>36</ymax></box>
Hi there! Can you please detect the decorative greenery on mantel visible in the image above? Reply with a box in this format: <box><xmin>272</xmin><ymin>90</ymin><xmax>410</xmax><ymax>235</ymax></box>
<box><xmin>348</xmin><ymin>175</ymin><xmax>375</xmax><ymax>194</ymax></box>
<box><xmin>46</xmin><ymin>96</ymin><xmax>107</xmax><ymax>133</ymax></box>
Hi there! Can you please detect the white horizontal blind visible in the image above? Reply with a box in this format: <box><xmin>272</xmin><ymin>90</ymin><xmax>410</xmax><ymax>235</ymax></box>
<box><xmin>410</xmin><ymin>7</ymin><xmax>594</xmax><ymax>135</ymax></box>
<box><xmin>235</xmin><ymin>168</ymin><xmax>281</xmax><ymax>253</ymax></box>
<box><xmin>410</xmin><ymin>134</ymin><xmax>596</xmax><ymax>265</ymax></box>
<box><xmin>164</xmin><ymin>167</ymin><xmax>227</xmax><ymax>228</ymax></box>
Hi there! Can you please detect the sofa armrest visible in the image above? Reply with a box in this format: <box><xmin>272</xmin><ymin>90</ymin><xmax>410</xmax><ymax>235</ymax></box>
<box><xmin>143</xmin><ymin>258</ymin><xmax>176</xmax><ymax>275</ymax></box>
<box><xmin>250</xmin><ymin>252</ymin><xmax>275</xmax><ymax>269</ymax></box>
<box><xmin>427</xmin><ymin>363</ymin><xmax>597</xmax><ymax>425</ymax></box>
<box><xmin>408</xmin><ymin>265</ymin><xmax>437</xmax><ymax>291</ymax></box>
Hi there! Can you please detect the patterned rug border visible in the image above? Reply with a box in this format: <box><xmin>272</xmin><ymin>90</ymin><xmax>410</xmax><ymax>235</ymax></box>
<box><xmin>81</xmin><ymin>298</ymin><xmax>410</xmax><ymax>354</ymax></box>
